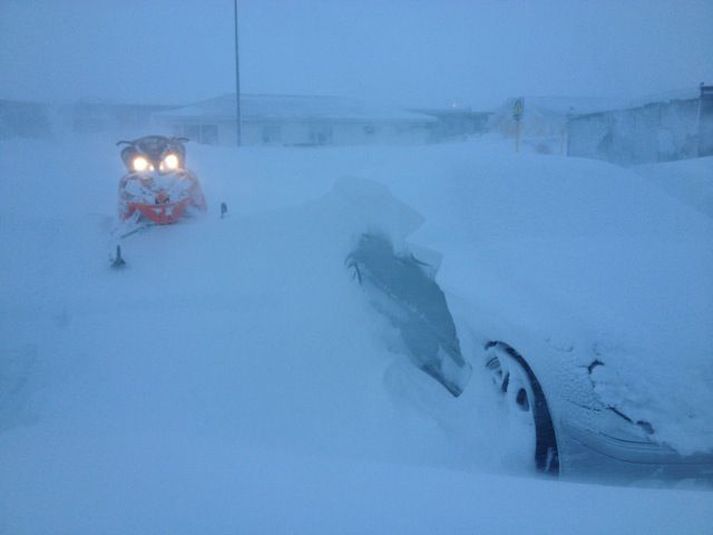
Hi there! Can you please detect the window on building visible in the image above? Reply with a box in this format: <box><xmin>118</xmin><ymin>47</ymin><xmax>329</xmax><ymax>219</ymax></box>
<box><xmin>309</xmin><ymin>125</ymin><xmax>333</xmax><ymax>145</ymax></box>
<box><xmin>261</xmin><ymin>125</ymin><xmax>282</xmax><ymax>144</ymax></box>
<box><xmin>201</xmin><ymin>124</ymin><xmax>218</xmax><ymax>145</ymax></box>
<box><xmin>183</xmin><ymin>124</ymin><xmax>201</xmax><ymax>142</ymax></box>
<box><xmin>176</xmin><ymin>124</ymin><xmax>218</xmax><ymax>145</ymax></box>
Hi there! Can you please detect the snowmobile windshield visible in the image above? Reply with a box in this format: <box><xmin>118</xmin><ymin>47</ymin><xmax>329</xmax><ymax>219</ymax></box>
<box><xmin>118</xmin><ymin>135</ymin><xmax>188</xmax><ymax>174</ymax></box>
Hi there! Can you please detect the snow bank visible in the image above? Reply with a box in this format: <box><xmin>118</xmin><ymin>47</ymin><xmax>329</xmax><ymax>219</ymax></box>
<box><xmin>1</xmin><ymin>136</ymin><xmax>712</xmax><ymax>532</ymax></box>
<box><xmin>2</xmin><ymin>433</ymin><xmax>712</xmax><ymax>534</ymax></box>
<box><xmin>636</xmin><ymin>156</ymin><xmax>713</xmax><ymax>220</ymax></box>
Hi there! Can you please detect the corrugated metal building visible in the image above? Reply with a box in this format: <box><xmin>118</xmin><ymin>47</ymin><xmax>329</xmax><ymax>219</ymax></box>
<box><xmin>567</xmin><ymin>86</ymin><xmax>711</xmax><ymax>165</ymax></box>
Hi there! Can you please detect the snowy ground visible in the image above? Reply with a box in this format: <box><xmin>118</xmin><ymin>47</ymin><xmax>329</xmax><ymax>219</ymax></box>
<box><xmin>636</xmin><ymin>156</ymin><xmax>713</xmax><ymax>220</ymax></box>
<box><xmin>1</xmin><ymin>135</ymin><xmax>712</xmax><ymax>533</ymax></box>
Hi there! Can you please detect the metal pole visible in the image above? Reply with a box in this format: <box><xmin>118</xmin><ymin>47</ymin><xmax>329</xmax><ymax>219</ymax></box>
<box><xmin>512</xmin><ymin>98</ymin><xmax>523</xmax><ymax>154</ymax></box>
<box><xmin>698</xmin><ymin>82</ymin><xmax>704</xmax><ymax>158</ymax></box>
<box><xmin>233</xmin><ymin>0</ymin><xmax>242</xmax><ymax>147</ymax></box>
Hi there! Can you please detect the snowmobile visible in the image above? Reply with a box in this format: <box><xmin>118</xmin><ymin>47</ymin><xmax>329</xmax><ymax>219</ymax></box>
<box><xmin>117</xmin><ymin>135</ymin><xmax>206</xmax><ymax>225</ymax></box>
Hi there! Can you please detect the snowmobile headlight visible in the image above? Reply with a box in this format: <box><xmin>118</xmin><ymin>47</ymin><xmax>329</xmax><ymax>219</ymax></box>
<box><xmin>132</xmin><ymin>156</ymin><xmax>151</xmax><ymax>172</ymax></box>
<box><xmin>160</xmin><ymin>153</ymin><xmax>180</xmax><ymax>172</ymax></box>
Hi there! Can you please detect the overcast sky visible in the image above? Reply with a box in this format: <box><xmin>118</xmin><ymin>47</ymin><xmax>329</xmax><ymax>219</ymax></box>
<box><xmin>1</xmin><ymin>0</ymin><xmax>711</xmax><ymax>108</ymax></box>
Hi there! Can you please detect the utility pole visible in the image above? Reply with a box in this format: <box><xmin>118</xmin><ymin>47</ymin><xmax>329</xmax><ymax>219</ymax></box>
<box><xmin>698</xmin><ymin>82</ymin><xmax>713</xmax><ymax>157</ymax></box>
<box><xmin>233</xmin><ymin>0</ymin><xmax>242</xmax><ymax>147</ymax></box>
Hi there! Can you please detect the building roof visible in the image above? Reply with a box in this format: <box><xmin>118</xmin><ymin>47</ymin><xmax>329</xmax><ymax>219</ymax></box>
<box><xmin>154</xmin><ymin>94</ymin><xmax>436</xmax><ymax>123</ymax></box>
<box><xmin>500</xmin><ymin>88</ymin><xmax>701</xmax><ymax>120</ymax></box>
<box><xmin>412</xmin><ymin>107</ymin><xmax>493</xmax><ymax>119</ymax></box>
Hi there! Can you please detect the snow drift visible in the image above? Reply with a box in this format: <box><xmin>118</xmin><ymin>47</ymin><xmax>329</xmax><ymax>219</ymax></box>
<box><xmin>1</xmin><ymin>134</ymin><xmax>712</xmax><ymax>533</ymax></box>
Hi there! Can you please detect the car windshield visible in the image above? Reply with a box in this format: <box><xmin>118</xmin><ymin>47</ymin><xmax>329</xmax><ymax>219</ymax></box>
<box><xmin>1</xmin><ymin>1</ymin><xmax>712</xmax><ymax>533</ymax></box>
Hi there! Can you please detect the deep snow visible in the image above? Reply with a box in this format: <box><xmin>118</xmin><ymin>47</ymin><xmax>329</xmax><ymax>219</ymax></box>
<box><xmin>1</xmin><ymin>135</ymin><xmax>712</xmax><ymax>533</ymax></box>
<box><xmin>636</xmin><ymin>156</ymin><xmax>713</xmax><ymax>220</ymax></box>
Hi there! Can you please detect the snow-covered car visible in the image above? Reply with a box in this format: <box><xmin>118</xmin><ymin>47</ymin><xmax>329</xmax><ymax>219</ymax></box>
<box><xmin>347</xmin><ymin>150</ymin><xmax>713</xmax><ymax>484</ymax></box>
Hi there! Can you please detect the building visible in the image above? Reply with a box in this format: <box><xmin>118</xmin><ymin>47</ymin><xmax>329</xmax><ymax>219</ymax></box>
<box><xmin>0</xmin><ymin>99</ymin><xmax>52</xmax><ymax>140</ymax></box>
<box><xmin>490</xmin><ymin>96</ymin><xmax>631</xmax><ymax>155</ymax></box>
<box><xmin>151</xmin><ymin>94</ymin><xmax>439</xmax><ymax>147</ymax></box>
<box><xmin>61</xmin><ymin>99</ymin><xmax>180</xmax><ymax>137</ymax></box>
<box><xmin>566</xmin><ymin>87</ymin><xmax>710</xmax><ymax>165</ymax></box>
<box><xmin>699</xmin><ymin>84</ymin><xmax>713</xmax><ymax>157</ymax></box>
<box><xmin>412</xmin><ymin>106</ymin><xmax>491</xmax><ymax>142</ymax></box>
<box><xmin>1</xmin><ymin>98</ymin><xmax>182</xmax><ymax>140</ymax></box>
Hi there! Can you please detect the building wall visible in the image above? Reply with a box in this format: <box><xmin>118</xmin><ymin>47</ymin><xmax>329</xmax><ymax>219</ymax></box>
<box><xmin>567</xmin><ymin>99</ymin><xmax>700</xmax><ymax>165</ymax></box>
<box><xmin>426</xmin><ymin>112</ymin><xmax>490</xmax><ymax>142</ymax></box>
<box><xmin>59</xmin><ymin>102</ymin><xmax>179</xmax><ymax>138</ymax></box>
<box><xmin>699</xmin><ymin>86</ymin><xmax>713</xmax><ymax>157</ymax></box>
<box><xmin>0</xmin><ymin>100</ymin><xmax>52</xmax><ymax>140</ymax></box>
<box><xmin>157</xmin><ymin>117</ymin><xmax>434</xmax><ymax>147</ymax></box>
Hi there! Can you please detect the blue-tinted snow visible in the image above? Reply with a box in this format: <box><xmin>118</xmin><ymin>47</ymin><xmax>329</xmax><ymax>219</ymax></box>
<box><xmin>1</xmin><ymin>135</ymin><xmax>712</xmax><ymax>533</ymax></box>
